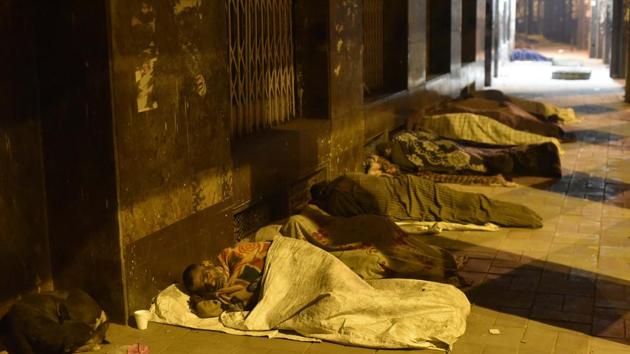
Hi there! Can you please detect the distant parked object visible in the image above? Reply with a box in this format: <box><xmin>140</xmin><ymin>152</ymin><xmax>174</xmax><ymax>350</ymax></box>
<box><xmin>510</xmin><ymin>48</ymin><xmax>551</xmax><ymax>62</ymax></box>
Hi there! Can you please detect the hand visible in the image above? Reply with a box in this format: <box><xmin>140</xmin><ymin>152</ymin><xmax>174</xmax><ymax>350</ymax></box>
<box><xmin>195</xmin><ymin>299</ymin><xmax>223</xmax><ymax>318</ymax></box>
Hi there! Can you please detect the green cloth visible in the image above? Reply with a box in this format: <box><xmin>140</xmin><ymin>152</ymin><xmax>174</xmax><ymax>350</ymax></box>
<box><xmin>316</xmin><ymin>173</ymin><xmax>542</xmax><ymax>228</ymax></box>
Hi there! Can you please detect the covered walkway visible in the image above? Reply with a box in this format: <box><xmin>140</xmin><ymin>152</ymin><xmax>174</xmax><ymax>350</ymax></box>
<box><xmin>94</xmin><ymin>44</ymin><xmax>630</xmax><ymax>354</ymax></box>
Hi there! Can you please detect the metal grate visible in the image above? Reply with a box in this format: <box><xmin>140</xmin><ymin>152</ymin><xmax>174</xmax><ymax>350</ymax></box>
<box><xmin>362</xmin><ymin>0</ymin><xmax>384</xmax><ymax>95</ymax></box>
<box><xmin>227</xmin><ymin>0</ymin><xmax>296</xmax><ymax>137</ymax></box>
<box><xmin>233</xmin><ymin>201</ymin><xmax>272</xmax><ymax>241</ymax></box>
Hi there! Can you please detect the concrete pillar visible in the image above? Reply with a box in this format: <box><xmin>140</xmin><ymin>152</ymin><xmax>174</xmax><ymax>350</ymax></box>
<box><xmin>35</xmin><ymin>0</ymin><xmax>236</xmax><ymax>322</ymax></box>
<box><xmin>328</xmin><ymin>0</ymin><xmax>366</xmax><ymax>176</ymax></box>
<box><xmin>408</xmin><ymin>0</ymin><xmax>428</xmax><ymax>88</ymax></box>
<box><xmin>611</xmin><ymin>0</ymin><xmax>626</xmax><ymax>77</ymax></box>
<box><xmin>625</xmin><ymin>0</ymin><xmax>630</xmax><ymax>102</ymax></box>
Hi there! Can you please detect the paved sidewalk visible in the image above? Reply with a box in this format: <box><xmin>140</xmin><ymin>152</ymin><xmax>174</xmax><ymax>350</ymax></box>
<box><xmin>95</xmin><ymin>49</ymin><xmax>630</xmax><ymax>354</ymax></box>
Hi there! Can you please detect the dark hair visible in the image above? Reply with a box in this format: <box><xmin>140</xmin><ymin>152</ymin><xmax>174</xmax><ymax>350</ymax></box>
<box><xmin>182</xmin><ymin>264</ymin><xmax>201</xmax><ymax>293</ymax></box>
<box><xmin>309</xmin><ymin>181</ymin><xmax>329</xmax><ymax>201</ymax></box>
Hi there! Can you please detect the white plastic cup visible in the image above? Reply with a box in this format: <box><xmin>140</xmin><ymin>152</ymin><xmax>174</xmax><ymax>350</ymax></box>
<box><xmin>133</xmin><ymin>310</ymin><xmax>152</xmax><ymax>330</ymax></box>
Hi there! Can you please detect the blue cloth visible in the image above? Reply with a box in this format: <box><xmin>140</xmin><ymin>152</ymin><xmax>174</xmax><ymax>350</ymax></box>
<box><xmin>510</xmin><ymin>49</ymin><xmax>551</xmax><ymax>61</ymax></box>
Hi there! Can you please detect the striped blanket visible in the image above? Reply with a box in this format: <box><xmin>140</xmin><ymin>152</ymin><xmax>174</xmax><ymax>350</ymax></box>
<box><xmin>411</xmin><ymin>112</ymin><xmax>563</xmax><ymax>153</ymax></box>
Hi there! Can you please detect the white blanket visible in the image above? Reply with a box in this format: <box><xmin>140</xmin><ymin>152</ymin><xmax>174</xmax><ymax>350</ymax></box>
<box><xmin>221</xmin><ymin>236</ymin><xmax>470</xmax><ymax>350</ymax></box>
<box><xmin>149</xmin><ymin>284</ymin><xmax>316</xmax><ymax>342</ymax></box>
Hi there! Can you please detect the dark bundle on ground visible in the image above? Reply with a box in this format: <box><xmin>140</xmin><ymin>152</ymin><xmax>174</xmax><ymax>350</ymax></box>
<box><xmin>511</xmin><ymin>48</ymin><xmax>551</xmax><ymax>62</ymax></box>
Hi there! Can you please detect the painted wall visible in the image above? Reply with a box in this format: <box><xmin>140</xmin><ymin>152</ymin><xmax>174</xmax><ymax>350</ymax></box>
<box><xmin>109</xmin><ymin>0</ymin><xmax>235</xmax><ymax>315</ymax></box>
<box><xmin>0</xmin><ymin>0</ymin><xmax>500</xmax><ymax>321</ymax></box>
<box><xmin>329</xmin><ymin>0</ymin><xmax>366</xmax><ymax>176</ymax></box>
<box><xmin>0</xmin><ymin>0</ymin><xmax>52</xmax><ymax>316</ymax></box>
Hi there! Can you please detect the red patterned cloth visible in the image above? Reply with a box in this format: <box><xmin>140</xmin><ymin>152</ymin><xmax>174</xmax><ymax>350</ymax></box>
<box><xmin>206</xmin><ymin>242</ymin><xmax>271</xmax><ymax>311</ymax></box>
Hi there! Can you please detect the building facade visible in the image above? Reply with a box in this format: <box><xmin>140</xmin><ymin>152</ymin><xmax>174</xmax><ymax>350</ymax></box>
<box><xmin>0</xmin><ymin>0</ymin><xmax>516</xmax><ymax>321</ymax></box>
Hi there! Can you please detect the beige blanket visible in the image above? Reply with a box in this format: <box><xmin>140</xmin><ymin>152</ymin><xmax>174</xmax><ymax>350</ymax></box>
<box><xmin>412</xmin><ymin>112</ymin><xmax>563</xmax><ymax>153</ymax></box>
<box><xmin>221</xmin><ymin>236</ymin><xmax>470</xmax><ymax>350</ymax></box>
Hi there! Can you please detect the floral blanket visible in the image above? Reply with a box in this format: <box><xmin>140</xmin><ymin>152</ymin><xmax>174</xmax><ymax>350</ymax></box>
<box><xmin>272</xmin><ymin>204</ymin><xmax>466</xmax><ymax>285</ymax></box>
<box><xmin>390</xmin><ymin>130</ymin><xmax>487</xmax><ymax>174</ymax></box>
<box><xmin>409</xmin><ymin>112</ymin><xmax>563</xmax><ymax>153</ymax></box>
<box><xmin>198</xmin><ymin>242</ymin><xmax>270</xmax><ymax>313</ymax></box>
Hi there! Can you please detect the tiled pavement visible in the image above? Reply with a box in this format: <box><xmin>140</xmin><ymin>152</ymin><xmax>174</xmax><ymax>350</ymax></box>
<box><xmin>93</xmin><ymin>52</ymin><xmax>629</xmax><ymax>353</ymax></box>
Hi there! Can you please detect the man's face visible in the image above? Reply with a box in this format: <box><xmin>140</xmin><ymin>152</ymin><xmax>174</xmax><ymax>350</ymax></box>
<box><xmin>192</xmin><ymin>265</ymin><xmax>226</xmax><ymax>295</ymax></box>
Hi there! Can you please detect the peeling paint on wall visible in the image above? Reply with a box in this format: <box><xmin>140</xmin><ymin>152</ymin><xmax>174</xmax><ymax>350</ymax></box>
<box><xmin>131</xmin><ymin>1</ymin><xmax>159</xmax><ymax>112</ymax></box>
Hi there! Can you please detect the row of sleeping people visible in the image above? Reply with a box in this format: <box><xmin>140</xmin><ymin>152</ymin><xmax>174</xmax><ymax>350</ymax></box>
<box><xmin>369</xmin><ymin>89</ymin><xmax>577</xmax><ymax>185</ymax></box>
<box><xmin>3</xmin><ymin>166</ymin><xmax>546</xmax><ymax>352</ymax></box>
<box><xmin>2</xmin><ymin>90</ymin><xmax>573</xmax><ymax>352</ymax></box>
<box><xmin>183</xmin><ymin>90</ymin><xmax>573</xmax><ymax>317</ymax></box>
<box><xmin>184</xmin><ymin>171</ymin><xmax>545</xmax><ymax>317</ymax></box>
<box><xmin>179</xmin><ymin>91</ymin><xmax>573</xmax><ymax>347</ymax></box>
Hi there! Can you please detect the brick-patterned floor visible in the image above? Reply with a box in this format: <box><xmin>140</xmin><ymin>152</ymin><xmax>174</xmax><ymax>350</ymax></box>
<box><xmin>91</xmin><ymin>49</ymin><xmax>630</xmax><ymax>353</ymax></box>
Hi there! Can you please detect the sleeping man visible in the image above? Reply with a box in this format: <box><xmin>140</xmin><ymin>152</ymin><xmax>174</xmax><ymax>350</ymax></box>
<box><xmin>183</xmin><ymin>242</ymin><xmax>270</xmax><ymax>318</ymax></box>
<box><xmin>177</xmin><ymin>236</ymin><xmax>470</xmax><ymax>350</ymax></box>
<box><xmin>184</xmin><ymin>232</ymin><xmax>465</xmax><ymax>318</ymax></box>
<box><xmin>310</xmin><ymin>173</ymin><xmax>543</xmax><ymax>228</ymax></box>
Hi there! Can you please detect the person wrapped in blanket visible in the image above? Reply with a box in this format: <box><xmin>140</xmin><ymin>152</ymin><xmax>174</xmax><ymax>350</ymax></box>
<box><xmin>258</xmin><ymin>204</ymin><xmax>468</xmax><ymax>284</ymax></box>
<box><xmin>184</xmin><ymin>215</ymin><xmax>470</xmax><ymax>318</ymax></box>
<box><xmin>311</xmin><ymin>173</ymin><xmax>543</xmax><ymax>228</ymax></box>
<box><xmin>428</xmin><ymin>96</ymin><xmax>569</xmax><ymax>140</ymax></box>
<box><xmin>183</xmin><ymin>242</ymin><xmax>270</xmax><ymax>318</ymax></box>
<box><xmin>376</xmin><ymin>130</ymin><xmax>562</xmax><ymax>178</ymax></box>
<box><xmin>469</xmin><ymin>89</ymin><xmax>579</xmax><ymax>124</ymax></box>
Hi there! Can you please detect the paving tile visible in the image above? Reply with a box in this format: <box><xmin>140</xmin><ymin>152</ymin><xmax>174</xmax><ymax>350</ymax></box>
<box><xmin>593</xmin><ymin>317</ymin><xmax>626</xmax><ymax>339</ymax></box>
<box><xmin>464</xmin><ymin>259</ymin><xmax>493</xmax><ymax>272</ymax></box>
<box><xmin>493</xmin><ymin>308</ymin><xmax>529</xmax><ymax>327</ymax></box>
<box><xmin>467</xmin><ymin>306</ymin><xmax>500</xmax><ymax>325</ymax></box>
<box><xmin>510</xmin><ymin>272</ymin><xmax>541</xmax><ymax>291</ymax></box>
<box><xmin>519</xmin><ymin>326</ymin><xmax>557</xmax><ymax>353</ymax></box>
<box><xmin>589</xmin><ymin>336</ymin><xmax>630</xmax><ymax>354</ymax></box>
<box><xmin>458</xmin><ymin>324</ymin><xmax>526</xmax><ymax>349</ymax></box>
<box><xmin>450</xmin><ymin>342</ymin><xmax>484</xmax><ymax>354</ymax></box>
<box><xmin>304</xmin><ymin>342</ymin><xmax>376</xmax><ymax>354</ymax></box>
<box><xmin>531</xmin><ymin>307</ymin><xmax>592</xmax><ymax>324</ymax></box>
<box><xmin>518</xmin><ymin>349</ymin><xmax>552</xmax><ymax>354</ymax></box>
<box><xmin>459</xmin><ymin>271</ymin><xmax>487</xmax><ymax>287</ymax></box>
<box><xmin>554</xmin><ymin>331</ymin><xmax>590</xmax><ymax>354</ymax></box>
<box><xmin>534</xmin><ymin>293</ymin><xmax>564</xmax><ymax>311</ymax></box>
<box><xmin>481</xmin><ymin>345</ymin><xmax>518</xmax><ymax>354</ymax></box>
<box><xmin>562</xmin><ymin>296</ymin><xmax>594</xmax><ymax>315</ymax></box>
<box><xmin>376</xmin><ymin>349</ymin><xmax>442</xmax><ymax>354</ymax></box>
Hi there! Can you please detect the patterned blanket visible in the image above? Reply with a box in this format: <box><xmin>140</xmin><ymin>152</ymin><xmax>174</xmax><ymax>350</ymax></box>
<box><xmin>391</xmin><ymin>130</ymin><xmax>487</xmax><ymax>174</ymax></box>
<box><xmin>274</xmin><ymin>204</ymin><xmax>466</xmax><ymax>285</ymax></box>
<box><xmin>431</xmin><ymin>97</ymin><xmax>566</xmax><ymax>138</ymax></box>
<box><xmin>364</xmin><ymin>154</ymin><xmax>516</xmax><ymax>187</ymax></box>
<box><xmin>471</xmin><ymin>89</ymin><xmax>579</xmax><ymax>124</ymax></box>
<box><xmin>410</xmin><ymin>112</ymin><xmax>563</xmax><ymax>153</ymax></box>
<box><xmin>190</xmin><ymin>242</ymin><xmax>271</xmax><ymax>317</ymax></box>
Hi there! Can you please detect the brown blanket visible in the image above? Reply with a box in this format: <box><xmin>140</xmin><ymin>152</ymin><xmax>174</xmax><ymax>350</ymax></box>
<box><xmin>431</xmin><ymin>97</ymin><xmax>566</xmax><ymax>139</ymax></box>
